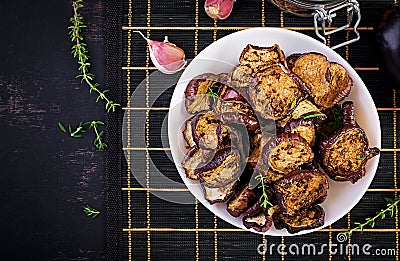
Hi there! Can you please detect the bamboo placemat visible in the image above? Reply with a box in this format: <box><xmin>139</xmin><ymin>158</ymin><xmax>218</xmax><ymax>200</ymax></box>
<box><xmin>106</xmin><ymin>0</ymin><xmax>400</xmax><ymax>260</ymax></box>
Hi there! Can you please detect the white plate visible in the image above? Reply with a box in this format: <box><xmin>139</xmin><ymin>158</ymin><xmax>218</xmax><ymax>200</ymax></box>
<box><xmin>168</xmin><ymin>27</ymin><xmax>381</xmax><ymax>236</ymax></box>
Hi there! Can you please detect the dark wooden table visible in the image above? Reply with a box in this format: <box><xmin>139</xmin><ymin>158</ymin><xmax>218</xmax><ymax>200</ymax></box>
<box><xmin>0</xmin><ymin>0</ymin><xmax>106</xmax><ymax>260</ymax></box>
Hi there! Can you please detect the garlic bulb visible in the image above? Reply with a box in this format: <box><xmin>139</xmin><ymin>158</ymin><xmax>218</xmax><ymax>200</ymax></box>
<box><xmin>204</xmin><ymin>0</ymin><xmax>236</xmax><ymax>20</ymax></box>
<box><xmin>133</xmin><ymin>31</ymin><xmax>186</xmax><ymax>74</ymax></box>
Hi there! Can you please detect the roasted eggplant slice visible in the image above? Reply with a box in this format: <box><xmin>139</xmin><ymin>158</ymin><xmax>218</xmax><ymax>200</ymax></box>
<box><xmin>227</xmin><ymin>185</ymin><xmax>258</xmax><ymax>217</ymax></box>
<box><xmin>183</xmin><ymin>116</ymin><xmax>197</xmax><ymax>148</ymax></box>
<box><xmin>288</xmin><ymin>53</ymin><xmax>352</xmax><ymax>108</ymax></box>
<box><xmin>184</xmin><ymin>73</ymin><xmax>220</xmax><ymax>114</ymax></box>
<box><xmin>243</xmin><ymin>209</ymin><xmax>273</xmax><ymax>232</ymax></box>
<box><xmin>239</xmin><ymin>44</ymin><xmax>287</xmax><ymax>76</ymax></box>
<box><xmin>190</xmin><ymin>111</ymin><xmax>229</xmax><ymax>150</ymax></box>
<box><xmin>273</xmin><ymin>204</ymin><xmax>325</xmax><ymax>234</ymax></box>
<box><xmin>202</xmin><ymin>179</ymin><xmax>238</xmax><ymax>204</ymax></box>
<box><xmin>247</xmin><ymin>132</ymin><xmax>274</xmax><ymax>171</ymax></box>
<box><xmin>263</xmin><ymin>168</ymin><xmax>286</xmax><ymax>183</ymax></box>
<box><xmin>196</xmin><ymin>148</ymin><xmax>242</xmax><ymax>188</ymax></box>
<box><xmin>219</xmin><ymin>112</ymin><xmax>260</xmax><ymax>133</ymax></box>
<box><xmin>274</xmin><ymin>170</ymin><xmax>328</xmax><ymax>215</ymax></box>
<box><xmin>319</xmin><ymin>101</ymin><xmax>380</xmax><ymax>183</ymax></box>
<box><xmin>265</xmin><ymin>133</ymin><xmax>314</xmax><ymax>174</ymax></box>
<box><xmin>244</xmin><ymin>187</ymin><xmax>276</xmax><ymax>216</ymax></box>
<box><xmin>182</xmin><ymin>147</ymin><xmax>204</xmax><ymax>180</ymax></box>
<box><xmin>283</xmin><ymin>118</ymin><xmax>316</xmax><ymax>146</ymax></box>
<box><xmin>277</xmin><ymin>100</ymin><xmax>326</xmax><ymax>128</ymax></box>
<box><xmin>228</xmin><ymin>64</ymin><xmax>256</xmax><ymax>89</ymax></box>
<box><xmin>248</xmin><ymin>65</ymin><xmax>309</xmax><ymax>120</ymax></box>
<box><xmin>214</xmin><ymin>85</ymin><xmax>260</xmax><ymax>132</ymax></box>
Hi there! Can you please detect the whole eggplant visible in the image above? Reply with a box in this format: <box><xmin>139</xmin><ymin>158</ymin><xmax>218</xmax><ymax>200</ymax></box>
<box><xmin>376</xmin><ymin>4</ymin><xmax>400</xmax><ymax>84</ymax></box>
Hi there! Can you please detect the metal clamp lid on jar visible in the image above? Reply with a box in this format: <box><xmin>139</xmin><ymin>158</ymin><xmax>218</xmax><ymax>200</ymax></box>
<box><xmin>270</xmin><ymin>0</ymin><xmax>361</xmax><ymax>49</ymax></box>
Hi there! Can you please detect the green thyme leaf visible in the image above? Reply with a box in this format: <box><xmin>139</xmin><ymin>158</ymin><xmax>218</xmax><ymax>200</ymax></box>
<box><xmin>290</xmin><ymin>100</ymin><xmax>297</xmax><ymax>109</ymax></box>
<box><xmin>58</xmin><ymin>122</ymin><xmax>67</xmax><ymax>133</ymax></box>
<box><xmin>356</xmin><ymin>157</ymin><xmax>365</xmax><ymax>161</ymax></box>
<box><xmin>304</xmin><ymin>113</ymin><xmax>325</xmax><ymax>119</ymax></box>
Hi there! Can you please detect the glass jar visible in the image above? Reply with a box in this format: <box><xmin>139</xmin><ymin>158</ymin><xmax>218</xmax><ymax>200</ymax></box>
<box><xmin>269</xmin><ymin>0</ymin><xmax>361</xmax><ymax>49</ymax></box>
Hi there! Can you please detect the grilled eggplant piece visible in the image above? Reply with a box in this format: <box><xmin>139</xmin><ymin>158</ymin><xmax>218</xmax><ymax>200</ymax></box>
<box><xmin>247</xmin><ymin>132</ymin><xmax>274</xmax><ymax>171</ymax></box>
<box><xmin>263</xmin><ymin>168</ymin><xmax>286</xmax><ymax>183</ymax></box>
<box><xmin>277</xmin><ymin>100</ymin><xmax>326</xmax><ymax>128</ymax></box>
<box><xmin>228</xmin><ymin>64</ymin><xmax>256</xmax><ymax>89</ymax></box>
<box><xmin>244</xmin><ymin>187</ymin><xmax>276</xmax><ymax>216</ymax></box>
<box><xmin>319</xmin><ymin>101</ymin><xmax>380</xmax><ymax>183</ymax></box>
<box><xmin>288</xmin><ymin>53</ymin><xmax>352</xmax><ymax>108</ymax></box>
<box><xmin>283</xmin><ymin>118</ymin><xmax>316</xmax><ymax>146</ymax></box>
<box><xmin>185</xmin><ymin>73</ymin><xmax>220</xmax><ymax>114</ymax></box>
<box><xmin>182</xmin><ymin>147</ymin><xmax>204</xmax><ymax>180</ymax></box>
<box><xmin>183</xmin><ymin>116</ymin><xmax>197</xmax><ymax>148</ymax></box>
<box><xmin>196</xmin><ymin>148</ymin><xmax>242</xmax><ymax>188</ymax></box>
<box><xmin>189</xmin><ymin>111</ymin><xmax>229</xmax><ymax>150</ymax></box>
<box><xmin>248</xmin><ymin>64</ymin><xmax>309</xmax><ymax>120</ymax></box>
<box><xmin>243</xmin><ymin>209</ymin><xmax>273</xmax><ymax>232</ymax></box>
<box><xmin>202</xmin><ymin>179</ymin><xmax>238</xmax><ymax>204</ymax></box>
<box><xmin>273</xmin><ymin>204</ymin><xmax>325</xmax><ymax>234</ymax></box>
<box><xmin>265</xmin><ymin>133</ymin><xmax>314</xmax><ymax>174</ymax></box>
<box><xmin>227</xmin><ymin>185</ymin><xmax>258</xmax><ymax>217</ymax></box>
<box><xmin>274</xmin><ymin>170</ymin><xmax>328</xmax><ymax>215</ymax></box>
<box><xmin>239</xmin><ymin>44</ymin><xmax>287</xmax><ymax>76</ymax></box>
<box><xmin>214</xmin><ymin>85</ymin><xmax>260</xmax><ymax>132</ymax></box>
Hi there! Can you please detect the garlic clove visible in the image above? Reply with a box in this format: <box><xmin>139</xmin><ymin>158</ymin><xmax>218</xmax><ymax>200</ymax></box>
<box><xmin>148</xmin><ymin>39</ymin><xmax>187</xmax><ymax>74</ymax></box>
<box><xmin>132</xmin><ymin>31</ymin><xmax>187</xmax><ymax>74</ymax></box>
<box><xmin>204</xmin><ymin>0</ymin><xmax>236</xmax><ymax>20</ymax></box>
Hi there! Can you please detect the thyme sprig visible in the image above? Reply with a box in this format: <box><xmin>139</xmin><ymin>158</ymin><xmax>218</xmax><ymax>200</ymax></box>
<box><xmin>206</xmin><ymin>84</ymin><xmax>219</xmax><ymax>101</ymax></box>
<box><xmin>85</xmin><ymin>121</ymin><xmax>107</xmax><ymax>150</ymax></box>
<box><xmin>345</xmin><ymin>196</ymin><xmax>400</xmax><ymax>237</ymax></box>
<box><xmin>255</xmin><ymin>174</ymin><xmax>274</xmax><ymax>208</ymax></box>
<box><xmin>69</xmin><ymin>0</ymin><xmax>120</xmax><ymax>112</ymax></box>
<box><xmin>58</xmin><ymin>121</ymin><xmax>107</xmax><ymax>150</ymax></box>
<box><xmin>83</xmin><ymin>205</ymin><xmax>100</xmax><ymax>218</ymax></box>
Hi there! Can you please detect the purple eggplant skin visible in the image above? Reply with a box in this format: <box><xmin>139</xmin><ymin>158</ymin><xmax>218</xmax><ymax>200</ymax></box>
<box><xmin>319</xmin><ymin>125</ymin><xmax>380</xmax><ymax>183</ymax></box>
<box><xmin>376</xmin><ymin>4</ymin><xmax>400</xmax><ymax>85</ymax></box>
<box><xmin>202</xmin><ymin>179</ymin><xmax>239</xmax><ymax>204</ymax></box>
<box><xmin>219</xmin><ymin>112</ymin><xmax>260</xmax><ymax>133</ymax></box>
<box><xmin>319</xmin><ymin>101</ymin><xmax>380</xmax><ymax>183</ymax></box>
<box><xmin>185</xmin><ymin>73</ymin><xmax>220</xmax><ymax>114</ymax></box>
<box><xmin>226</xmin><ymin>185</ymin><xmax>258</xmax><ymax>217</ymax></box>
<box><xmin>341</xmin><ymin>101</ymin><xmax>356</xmax><ymax>126</ymax></box>
<box><xmin>257</xmin><ymin>133</ymin><xmax>314</xmax><ymax>175</ymax></box>
<box><xmin>243</xmin><ymin>187</ymin><xmax>276</xmax><ymax>216</ymax></box>
<box><xmin>273</xmin><ymin>205</ymin><xmax>325</xmax><ymax>234</ymax></box>
<box><xmin>190</xmin><ymin>112</ymin><xmax>225</xmax><ymax>150</ymax></box>
<box><xmin>283</xmin><ymin>118</ymin><xmax>316</xmax><ymax>145</ymax></box>
<box><xmin>243</xmin><ymin>209</ymin><xmax>273</xmax><ymax>233</ymax></box>
<box><xmin>218</xmin><ymin>84</ymin><xmax>246</xmax><ymax>101</ymax></box>
<box><xmin>214</xmin><ymin>85</ymin><xmax>260</xmax><ymax>132</ymax></box>
<box><xmin>274</xmin><ymin>170</ymin><xmax>328</xmax><ymax>216</ymax></box>
<box><xmin>194</xmin><ymin>148</ymin><xmax>241</xmax><ymax>185</ymax></box>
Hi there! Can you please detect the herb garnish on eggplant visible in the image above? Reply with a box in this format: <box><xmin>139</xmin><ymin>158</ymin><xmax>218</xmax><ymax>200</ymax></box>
<box><xmin>319</xmin><ymin>101</ymin><xmax>380</xmax><ymax>183</ymax></box>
